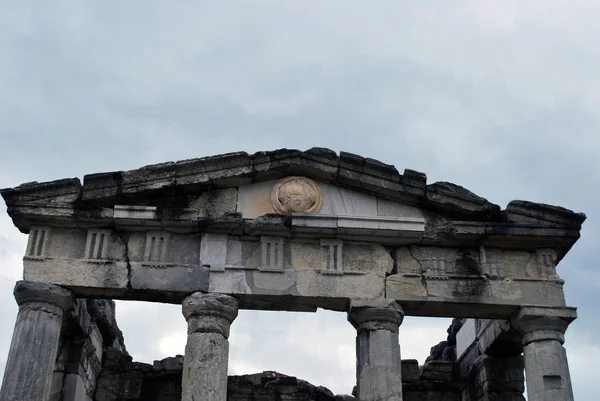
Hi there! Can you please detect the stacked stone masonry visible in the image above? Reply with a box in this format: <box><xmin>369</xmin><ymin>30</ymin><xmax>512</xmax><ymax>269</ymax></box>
<box><xmin>0</xmin><ymin>149</ymin><xmax>585</xmax><ymax>400</ymax></box>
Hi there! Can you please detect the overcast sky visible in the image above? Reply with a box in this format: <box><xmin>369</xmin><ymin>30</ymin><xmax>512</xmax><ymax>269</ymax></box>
<box><xmin>1</xmin><ymin>1</ymin><xmax>599</xmax><ymax>398</ymax></box>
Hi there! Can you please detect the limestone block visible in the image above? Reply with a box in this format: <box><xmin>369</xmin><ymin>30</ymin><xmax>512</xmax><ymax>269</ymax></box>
<box><xmin>200</xmin><ymin>233</ymin><xmax>227</xmax><ymax>268</ymax></box>
<box><xmin>425</xmin><ymin>181</ymin><xmax>500</xmax><ymax>221</ymax></box>
<box><xmin>89</xmin><ymin>324</ymin><xmax>104</xmax><ymax>365</ymax></box>
<box><xmin>456</xmin><ymin>319</ymin><xmax>477</xmax><ymax>359</ymax></box>
<box><xmin>386</xmin><ymin>275</ymin><xmax>568</xmax><ymax>317</ymax></box>
<box><xmin>505</xmin><ymin>200</ymin><xmax>586</xmax><ymax>227</ymax></box>
<box><xmin>343</xmin><ymin>244</ymin><xmax>393</xmax><ymax>274</ymax></box>
<box><xmin>209</xmin><ymin>269</ymin><xmax>385</xmax><ymax>309</ymax></box>
<box><xmin>289</xmin><ymin>242</ymin><xmax>324</xmax><ymax>271</ymax></box>
<box><xmin>190</xmin><ymin>188</ymin><xmax>238</xmax><ymax>218</ymax></box>
<box><xmin>83</xmin><ymin>163</ymin><xmax>176</xmax><ymax>202</ymax></box>
<box><xmin>127</xmin><ymin>232</ymin><xmax>200</xmax><ymax>265</ymax></box>
<box><xmin>62</xmin><ymin>373</ymin><xmax>90</xmax><ymax>401</ymax></box>
<box><xmin>317</xmin><ymin>183</ymin><xmax>377</xmax><ymax>216</ymax></box>
<box><xmin>114</xmin><ymin>205</ymin><xmax>157</xmax><ymax>220</ymax></box>
<box><xmin>153</xmin><ymin>356</ymin><xmax>184</xmax><ymax>371</ymax></box>
<box><xmin>424</xmin><ymin>277</ymin><xmax>487</xmax><ymax>300</ymax></box>
<box><xmin>251</xmin><ymin>148</ymin><xmax>339</xmax><ymax>182</ymax></box>
<box><xmin>517</xmin><ymin>279</ymin><xmax>566</xmax><ymax>306</ymax></box>
<box><xmin>125</xmin><ymin>232</ymin><xmax>146</xmax><ymax>261</ymax></box>
<box><xmin>462</xmin><ymin>355</ymin><xmax>526</xmax><ymax>401</ymax></box>
<box><xmin>378</xmin><ymin>198</ymin><xmax>424</xmax><ymax>219</ymax></box>
<box><xmin>410</xmin><ymin>246</ymin><xmax>461</xmax><ymax>276</ymax></box>
<box><xmin>240</xmin><ymin>239</ymin><xmax>263</xmax><ymax>268</ymax></box>
<box><xmin>208</xmin><ymin>270</ymin><xmax>253</xmax><ymax>295</ymax></box>
<box><xmin>385</xmin><ymin>274</ymin><xmax>427</xmax><ymax>298</ymax></box>
<box><xmin>130</xmin><ymin>264</ymin><xmax>209</xmax><ymax>294</ymax></box>
<box><xmin>176</xmin><ymin>152</ymin><xmax>253</xmax><ymax>189</ymax></box>
<box><xmin>395</xmin><ymin>247</ymin><xmax>422</xmax><ymax>275</ymax></box>
<box><xmin>401</xmin><ymin>360</ymin><xmax>420</xmax><ymax>382</ymax></box>
<box><xmin>225</xmin><ymin>237</ymin><xmax>243</xmax><ymax>266</ymax></box>
<box><xmin>24</xmin><ymin>259</ymin><xmax>129</xmax><ymax>294</ymax></box>
<box><xmin>338</xmin><ymin>152</ymin><xmax>404</xmax><ymax>200</ymax></box>
<box><xmin>294</xmin><ymin>271</ymin><xmax>385</xmax><ymax>301</ymax></box>
<box><xmin>237</xmin><ymin>180</ymin><xmax>277</xmax><ymax>218</ymax></box>
<box><xmin>43</xmin><ymin>228</ymin><xmax>87</xmax><ymax>259</ymax></box>
<box><xmin>420</xmin><ymin>361</ymin><xmax>455</xmax><ymax>381</ymax></box>
<box><xmin>93</xmin><ymin>349</ymin><xmax>146</xmax><ymax>401</ymax></box>
<box><xmin>484</xmin><ymin>248</ymin><xmax>559</xmax><ymax>279</ymax></box>
<box><xmin>487</xmin><ymin>280</ymin><xmax>524</xmax><ymax>301</ymax></box>
<box><xmin>168</xmin><ymin>234</ymin><xmax>201</xmax><ymax>265</ymax></box>
<box><xmin>236</xmin><ymin>239</ymin><xmax>392</xmax><ymax>274</ymax></box>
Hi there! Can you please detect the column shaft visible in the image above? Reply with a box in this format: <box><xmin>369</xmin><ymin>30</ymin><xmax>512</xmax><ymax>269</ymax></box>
<box><xmin>181</xmin><ymin>292</ymin><xmax>238</xmax><ymax>401</ymax></box>
<box><xmin>356</xmin><ymin>326</ymin><xmax>402</xmax><ymax>400</ymax></box>
<box><xmin>349</xmin><ymin>298</ymin><xmax>404</xmax><ymax>401</ymax></box>
<box><xmin>0</xmin><ymin>281</ymin><xmax>74</xmax><ymax>401</ymax></box>
<box><xmin>523</xmin><ymin>340</ymin><xmax>573</xmax><ymax>401</ymax></box>
<box><xmin>183</xmin><ymin>332</ymin><xmax>230</xmax><ymax>400</ymax></box>
<box><xmin>511</xmin><ymin>306</ymin><xmax>576</xmax><ymax>401</ymax></box>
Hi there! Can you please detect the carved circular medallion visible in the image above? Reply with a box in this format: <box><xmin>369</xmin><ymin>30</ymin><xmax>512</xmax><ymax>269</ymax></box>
<box><xmin>271</xmin><ymin>176</ymin><xmax>322</xmax><ymax>215</ymax></box>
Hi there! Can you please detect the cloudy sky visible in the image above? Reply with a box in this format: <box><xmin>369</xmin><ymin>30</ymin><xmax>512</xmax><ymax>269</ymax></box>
<box><xmin>1</xmin><ymin>0</ymin><xmax>599</xmax><ymax>398</ymax></box>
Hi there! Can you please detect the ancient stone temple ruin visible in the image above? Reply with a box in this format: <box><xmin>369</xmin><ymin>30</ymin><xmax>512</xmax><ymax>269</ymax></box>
<box><xmin>0</xmin><ymin>148</ymin><xmax>585</xmax><ymax>401</ymax></box>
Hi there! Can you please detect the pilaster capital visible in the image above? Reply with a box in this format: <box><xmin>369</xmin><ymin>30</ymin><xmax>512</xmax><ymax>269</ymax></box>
<box><xmin>348</xmin><ymin>298</ymin><xmax>404</xmax><ymax>331</ymax></box>
<box><xmin>14</xmin><ymin>280</ymin><xmax>75</xmax><ymax>313</ymax></box>
<box><xmin>182</xmin><ymin>292</ymin><xmax>239</xmax><ymax>338</ymax></box>
<box><xmin>511</xmin><ymin>306</ymin><xmax>577</xmax><ymax>346</ymax></box>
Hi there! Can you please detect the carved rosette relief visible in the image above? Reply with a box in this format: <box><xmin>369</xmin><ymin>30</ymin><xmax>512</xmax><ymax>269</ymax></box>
<box><xmin>271</xmin><ymin>176</ymin><xmax>322</xmax><ymax>215</ymax></box>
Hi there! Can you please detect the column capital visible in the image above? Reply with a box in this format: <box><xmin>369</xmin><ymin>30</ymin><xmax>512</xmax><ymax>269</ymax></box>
<box><xmin>182</xmin><ymin>293</ymin><xmax>239</xmax><ymax>338</ymax></box>
<box><xmin>511</xmin><ymin>306</ymin><xmax>577</xmax><ymax>345</ymax></box>
<box><xmin>14</xmin><ymin>280</ymin><xmax>75</xmax><ymax>313</ymax></box>
<box><xmin>348</xmin><ymin>298</ymin><xmax>404</xmax><ymax>331</ymax></box>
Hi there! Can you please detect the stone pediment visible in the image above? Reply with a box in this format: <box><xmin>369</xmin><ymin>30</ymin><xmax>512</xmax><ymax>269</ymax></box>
<box><xmin>1</xmin><ymin>148</ymin><xmax>585</xmax><ymax>252</ymax></box>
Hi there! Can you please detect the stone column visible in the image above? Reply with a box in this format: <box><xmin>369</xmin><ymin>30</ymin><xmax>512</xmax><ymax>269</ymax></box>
<box><xmin>0</xmin><ymin>280</ymin><xmax>75</xmax><ymax>401</ymax></box>
<box><xmin>181</xmin><ymin>292</ymin><xmax>239</xmax><ymax>401</ymax></box>
<box><xmin>348</xmin><ymin>298</ymin><xmax>404</xmax><ymax>401</ymax></box>
<box><xmin>511</xmin><ymin>306</ymin><xmax>577</xmax><ymax>401</ymax></box>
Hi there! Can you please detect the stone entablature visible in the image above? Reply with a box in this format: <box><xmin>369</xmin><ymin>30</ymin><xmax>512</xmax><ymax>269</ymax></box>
<box><xmin>19</xmin><ymin>223</ymin><xmax>567</xmax><ymax>315</ymax></box>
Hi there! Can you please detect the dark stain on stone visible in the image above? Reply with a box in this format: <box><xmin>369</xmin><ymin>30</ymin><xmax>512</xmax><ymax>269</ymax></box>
<box><xmin>456</xmin><ymin>250</ymin><xmax>480</xmax><ymax>276</ymax></box>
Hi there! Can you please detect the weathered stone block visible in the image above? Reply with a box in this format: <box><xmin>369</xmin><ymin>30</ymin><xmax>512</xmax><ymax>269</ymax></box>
<box><xmin>505</xmin><ymin>200</ymin><xmax>586</xmax><ymax>227</ymax></box>
<box><xmin>401</xmin><ymin>359</ymin><xmax>420</xmax><ymax>382</ymax></box>
<box><xmin>190</xmin><ymin>188</ymin><xmax>238</xmax><ymax>218</ymax></box>
<box><xmin>425</xmin><ymin>181</ymin><xmax>501</xmax><ymax>221</ymax></box>
<box><xmin>420</xmin><ymin>360</ymin><xmax>454</xmax><ymax>381</ymax></box>
<box><xmin>130</xmin><ymin>264</ymin><xmax>209</xmax><ymax>294</ymax></box>
<box><xmin>44</xmin><ymin>228</ymin><xmax>88</xmax><ymax>259</ymax></box>
<box><xmin>378</xmin><ymin>198</ymin><xmax>424</xmax><ymax>219</ymax></box>
<box><xmin>209</xmin><ymin>269</ymin><xmax>385</xmax><ymax>311</ymax></box>
<box><xmin>386</xmin><ymin>274</ymin><xmax>427</xmax><ymax>298</ymax></box>
<box><xmin>456</xmin><ymin>319</ymin><xmax>477</xmax><ymax>359</ymax></box>
<box><xmin>23</xmin><ymin>259</ymin><xmax>129</xmax><ymax>295</ymax></box>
